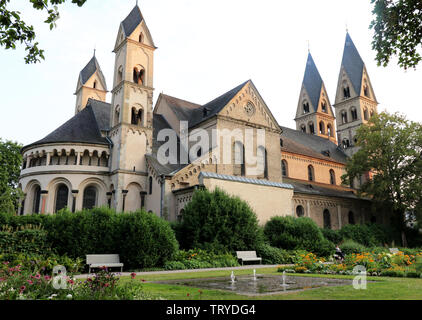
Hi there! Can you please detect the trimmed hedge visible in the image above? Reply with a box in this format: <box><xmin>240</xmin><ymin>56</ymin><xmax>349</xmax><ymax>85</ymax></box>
<box><xmin>0</xmin><ymin>209</ymin><xmax>179</xmax><ymax>270</ymax></box>
<box><xmin>264</xmin><ymin>216</ymin><xmax>335</xmax><ymax>258</ymax></box>
<box><xmin>175</xmin><ymin>188</ymin><xmax>263</xmax><ymax>252</ymax></box>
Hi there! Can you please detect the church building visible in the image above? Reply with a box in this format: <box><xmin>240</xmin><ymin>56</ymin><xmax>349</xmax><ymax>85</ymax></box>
<box><xmin>18</xmin><ymin>5</ymin><xmax>387</xmax><ymax>229</ymax></box>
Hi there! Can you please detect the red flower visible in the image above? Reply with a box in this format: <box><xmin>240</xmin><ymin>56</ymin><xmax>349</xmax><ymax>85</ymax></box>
<box><xmin>187</xmin><ymin>293</ymin><xmax>190</xmax><ymax>297</ymax></box>
<box><xmin>27</xmin><ymin>280</ymin><xmax>33</xmax><ymax>285</ymax></box>
<box><xmin>130</xmin><ymin>272</ymin><xmax>136</xmax><ymax>279</ymax></box>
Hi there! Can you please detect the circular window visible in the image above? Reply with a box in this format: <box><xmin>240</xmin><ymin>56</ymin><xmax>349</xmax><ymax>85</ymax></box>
<box><xmin>244</xmin><ymin>101</ymin><xmax>256</xmax><ymax>117</ymax></box>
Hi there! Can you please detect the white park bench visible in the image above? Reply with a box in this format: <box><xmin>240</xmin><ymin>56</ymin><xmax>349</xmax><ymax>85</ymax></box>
<box><xmin>389</xmin><ymin>248</ymin><xmax>400</xmax><ymax>255</ymax></box>
<box><xmin>86</xmin><ymin>254</ymin><xmax>124</xmax><ymax>273</ymax></box>
<box><xmin>236</xmin><ymin>251</ymin><xmax>262</xmax><ymax>266</ymax></box>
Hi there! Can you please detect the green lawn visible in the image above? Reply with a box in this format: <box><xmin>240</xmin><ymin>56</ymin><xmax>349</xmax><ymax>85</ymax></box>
<box><xmin>121</xmin><ymin>267</ymin><xmax>422</xmax><ymax>300</ymax></box>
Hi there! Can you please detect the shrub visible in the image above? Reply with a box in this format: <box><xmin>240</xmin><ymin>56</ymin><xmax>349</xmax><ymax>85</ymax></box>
<box><xmin>0</xmin><ymin>209</ymin><xmax>179</xmax><ymax>270</ymax></box>
<box><xmin>255</xmin><ymin>243</ymin><xmax>294</xmax><ymax>265</ymax></box>
<box><xmin>321</xmin><ymin>228</ymin><xmax>343</xmax><ymax>245</ymax></box>
<box><xmin>338</xmin><ymin>223</ymin><xmax>398</xmax><ymax>247</ymax></box>
<box><xmin>177</xmin><ymin>188</ymin><xmax>263</xmax><ymax>252</ymax></box>
<box><xmin>264</xmin><ymin>216</ymin><xmax>335</xmax><ymax>258</ymax></box>
<box><xmin>339</xmin><ymin>239</ymin><xmax>368</xmax><ymax>255</ymax></box>
<box><xmin>164</xmin><ymin>249</ymin><xmax>239</xmax><ymax>270</ymax></box>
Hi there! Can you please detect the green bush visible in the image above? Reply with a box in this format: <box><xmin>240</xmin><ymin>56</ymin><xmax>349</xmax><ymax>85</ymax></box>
<box><xmin>255</xmin><ymin>243</ymin><xmax>294</xmax><ymax>264</ymax></box>
<box><xmin>338</xmin><ymin>223</ymin><xmax>399</xmax><ymax>247</ymax></box>
<box><xmin>340</xmin><ymin>239</ymin><xmax>368</xmax><ymax>255</ymax></box>
<box><xmin>321</xmin><ymin>228</ymin><xmax>343</xmax><ymax>245</ymax></box>
<box><xmin>164</xmin><ymin>249</ymin><xmax>239</xmax><ymax>270</ymax></box>
<box><xmin>0</xmin><ymin>209</ymin><xmax>179</xmax><ymax>270</ymax></box>
<box><xmin>176</xmin><ymin>188</ymin><xmax>263</xmax><ymax>252</ymax></box>
<box><xmin>264</xmin><ymin>216</ymin><xmax>335</xmax><ymax>258</ymax></box>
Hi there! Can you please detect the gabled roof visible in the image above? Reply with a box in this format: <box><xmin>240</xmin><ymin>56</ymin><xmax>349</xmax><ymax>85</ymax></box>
<box><xmin>188</xmin><ymin>80</ymin><xmax>249</xmax><ymax>128</ymax></box>
<box><xmin>76</xmin><ymin>55</ymin><xmax>107</xmax><ymax>92</ymax></box>
<box><xmin>341</xmin><ymin>32</ymin><xmax>365</xmax><ymax>95</ymax></box>
<box><xmin>158</xmin><ymin>94</ymin><xmax>202</xmax><ymax>122</ymax></box>
<box><xmin>280</xmin><ymin>126</ymin><xmax>348</xmax><ymax>164</ymax></box>
<box><xmin>302</xmin><ymin>53</ymin><xmax>323</xmax><ymax>111</ymax></box>
<box><xmin>23</xmin><ymin>102</ymin><xmax>110</xmax><ymax>150</ymax></box>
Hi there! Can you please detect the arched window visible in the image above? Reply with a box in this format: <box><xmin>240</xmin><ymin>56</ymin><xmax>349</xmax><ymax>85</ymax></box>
<box><xmin>348</xmin><ymin>211</ymin><xmax>355</xmax><ymax>225</ymax></box>
<box><xmin>321</xmin><ymin>101</ymin><xmax>327</xmax><ymax>113</ymax></box>
<box><xmin>55</xmin><ymin>184</ymin><xmax>69</xmax><ymax>213</ymax></box>
<box><xmin>296</xmin><ymin>205</ymin><xmax>305</xmax><ymax>217</ymax></box>
<box><xmin>364</xmin><ymin>108</ymin><xmax>369</xmax><ymax>121</ymax></box>
<box><xmin>139</xmin><ymin>33</ymin><xmax>144</xmax><ymax>43</ymax></box>
<box><xmin>93</xmin><ymin>81</ymin><xmax>97</xmax><ymax>89</ymax></box>
<box><xmin>303</xmin><ymin>102</ymin><xmax>310</xmax><ymax>114</ymax></box>
<box><xmin>308</xmin><ymin>165</ymin><xmax>314</xmax><ymax>181</ymax></box>
<box><xmin>343</xmin><ymin>86</ymin><xmax>351</xmax><ymax>99</ymax></box>
<box><xmin>363</xmin><ymin>81</ymin><xmax>370</xmax><ymax>97</ymax></box>
<box><xmin>280</xmin><ymin>139</ymin><xmax>283</xmax><ymax>148</ymax></box>
<box><xmin>342</xmin><ymin>139</ymin><xmax>350</xmax><ymax>149</ymax></box>
<box><xmin>329</xmin><ymin>169</ymin><xmax>336</xmax><ymax>185</ymax></box>
<box><xmin>257</xmin><ymin>146</ymin><xmax>268</xmax><ymax>179</ymax></box>
<box><xmin>323</xmin><ymin>209</ymin><xmax>331</xmax><ymax>229</ymax></box>
<box><xmin>149</xmin><ymin>176</ymin><xmax>153</xmax><ymax>195</ymax></box>
<box><xmin>341</xmin><ymin>110</ymin><xmax>348</xmax><ymax>124</ymax></box>
<box><xmin>351</xmin><ymin>107</ymin><xmax>358</xmax><ymax>121</ymax></box>
<box><xmin>308</xmin><ymin>122</ymin><xmax>315</xmax><ymax>134</ymax></box>
<box><xmin>327</xmin><ymin>124</ymin><xmax>333</xmax><ymax>137</ymax></box>
<box><xmin>319</xmin><ymin>121</ymin><xmax>325</xmax><ymax>134</ymax></box>
<box><xmin>82</xmin><ymin>186</ymin><xmax>97</xmax><ymax>210</ymax></box>
<box><xmin>133</xmin><ymin>66</ymin><xmax>145</xmax><ymax>85</ymax></box>
<box><xmin>131</xmin><ymin>108</ymin><xmax>137</xmax><ymax>125</ymax></box>
<box><xmin>32</xmin><ymin>185</ymin><xmax>41</xmax><ymax>214</ymax></box>
<box><xmin>300</xmin><ymin>124</ymin><xmax>306</xmax><ymax>133</ymax></box>
<box><xmin>233</xmin><ymin>141</ymin><xmax>245</xmax><ymax>176</ymax></box>
<box><xmin>137</xmin><ymin>109</ymin><xmax>143</xmax><ymax>126</ymax></box>
<box><xmin>281</xmin><ymin>160</ymin><xmax>288</xmax><ymax>177</ymax></box>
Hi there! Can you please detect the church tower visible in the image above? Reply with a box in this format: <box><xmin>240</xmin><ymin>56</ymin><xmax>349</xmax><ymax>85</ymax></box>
<box><xmin>295</xmin><ymin>52</ymin><xmax>337</xmax><ymax>144</ymax></box>
<box><xmin>74</xmin><ymin>54</ymin><xmax>108</xmax><ymax>114</ymax></box>
<box><xmin>333</xmin><ymin>32</ymin><xmax>378</xmax><ymax>157</ymax></box>
<box><xmin>109</xmin><ymin>5</ymin><xmax>156</xmax><ymax>211</ymax></box>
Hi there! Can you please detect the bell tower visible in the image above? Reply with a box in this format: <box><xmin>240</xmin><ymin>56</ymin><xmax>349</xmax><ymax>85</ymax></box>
<box><xmin>109</xmin><ymin>5</ymin><xmax>156</xmax><ymax>211</ymax></box>
<box><xmin>74</xmin><ymin>53</ymin><xmax>107</xmax><ymax>114</ymax></box>
<box><xmin>333</xmin><ymin>32</ymin><xmax>378</xmax><ymax>157</ymax></box>
<box><xmin>295</xmin><ymin>52</ymin><xmax>337</xmax><ymax>143</ymax></box>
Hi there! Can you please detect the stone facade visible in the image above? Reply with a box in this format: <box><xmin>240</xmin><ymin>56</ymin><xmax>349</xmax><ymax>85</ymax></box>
<box><xmin>18</xmin><ymin>5</ymin><xmax>388</xmax><ymax>229</ymax></box>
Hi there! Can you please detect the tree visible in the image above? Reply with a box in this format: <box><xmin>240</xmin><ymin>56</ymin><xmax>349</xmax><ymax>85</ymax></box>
<box><xmin>177</xmin><ymin>187</ymin><xmax>263</xmax><ymax>252</ymax></box>
<box><xmin>0</xmin><ymin>139</ymin><xmax>23</xmax><ymax>213</ymax></box>
<box><xmin>370</xmin><ymin>0</ymin><xmax>422</xmax><ymax>70</ymax></box>
<box><xmin>0</xmin><ymin>0</ymin><xmax>87</xmax><ymax>64</ymax></box>
<box><xmin>342</xmin><ymin>112</ymin><xmax>422</xmax><ymax>246</ymax></box>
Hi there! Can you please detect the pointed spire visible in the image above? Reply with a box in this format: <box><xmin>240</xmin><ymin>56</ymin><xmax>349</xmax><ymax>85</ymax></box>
<box><xmin>341</xmin><ymin>32</ymin><xmax>365</xmax><ymax>95</ymax></box>
<box><xmin>121</xmin><ymin>4</ymin><xmax>144</xmax><ymax>37</ymax></box>
<box><xmin>302</xmin><ymin>52</ymin><xmax>323</xmax><ymax>112</ymax></box>
<box><xmin>78</xmin><ymin>55</ymin><xmax>107</xmax><ymax>91</ymax></box>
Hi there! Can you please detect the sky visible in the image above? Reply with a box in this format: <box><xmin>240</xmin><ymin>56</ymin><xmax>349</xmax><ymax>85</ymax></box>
<box><xmin>1</xmin><ymin>0</ymin><xmax>421</xmax><ymax>146</ymax></box>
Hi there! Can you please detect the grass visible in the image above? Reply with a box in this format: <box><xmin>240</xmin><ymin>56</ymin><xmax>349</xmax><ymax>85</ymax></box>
<box><xmin>120</xmin><ymin>267</ymin><xmax>422</xmax><ymax>300</ymax></box>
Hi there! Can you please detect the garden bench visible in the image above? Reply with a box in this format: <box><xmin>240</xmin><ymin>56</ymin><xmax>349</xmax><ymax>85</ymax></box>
<box><xmin>236</xmin><ymin>251</ymin><xmax>262</xmax><ymax>265</ymax></box>
<box><xmin>86</xmin><ymin>254</ymin><xmax>124</xmax><ymax>273</ymax></box>
<box><xmin>389</xmin><ymin>248</ymin><xmax>400</xmax><ymax>255</ymax></box>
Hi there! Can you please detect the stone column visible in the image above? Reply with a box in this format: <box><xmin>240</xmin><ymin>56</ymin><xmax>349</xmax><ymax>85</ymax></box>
<box><xmin>26</xmin><ymin>156</ymin><xmax>31</xmax><ymax>169</ymax></box>
<box><xmin>71</xmin><ymin>190</ymin><xmax>79</xmax><ymax>212</ymax></box>
<box><xmin>46</xmin><ymin>152</ymin><xmax>51</xmax><ymax>166</ymax></box>
<box><xmin>40</xmin><ymin>191</ymin><xmax>48</xmax><ymax>214</ymax></box>
<box><xmin>337</xmin><ymin>204</ymin><xmax>342</xmax><ymax>230</ymax></box>
<box><xmin>77</xmin><ymin>152</ymin><xmax>81</xmax><ymax>165</ymax></box>
<box><xmin>122</xmin><ymin>190</ymin><xmax>128</xmax><ymax>212</ymax></box>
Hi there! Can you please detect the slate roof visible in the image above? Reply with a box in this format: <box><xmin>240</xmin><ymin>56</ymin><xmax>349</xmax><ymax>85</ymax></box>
<box><xmin>199</xmin><ymin>172</ymin><xmax>294</xmax><ymax>190</ymax></box>
<box><xmin>187</xmin><ymin>80</ymin><xmax>249</xmax><ymax>128</ymax></box>
<box><xmin>77</xmin><ymin>56</ymin><xmax>107</xmax><ymax>91</ymax></box>
<box><xmin>284</xmin><ymin>177</ymin><xmax>365</xmax><ymax>200</ymax></box>
<box><xmin>302</xmin><ymin>53</ymin><xmax>323</xmax><ymax>111</ymax></box>
<box><xmin>280</xmin><ymin>126</ymin><xmax>348</xmax><ymax>164</ymax></box>
<box><xmin>341</xmin><ymin>32</ymin><xmax>364</xmax><ymax>96</ymax></box>
<box><xmin>159</xmin><ymin>94</ymin><xmax>202</xmax><ymax>123</ymax></box>
<box><xmin>122</xmin><ymin>5</ymin><xmax>144</xmax><ymax>37</ymax></box>
<box><xmin>86</xmin><ymin>99</ymin><xmax>111</xmax><ymax>132</ymax></box>
<box><xmin>24</xmin><ymin>101</ymin><xmax>110</xmax><ymax>150</ymax></box>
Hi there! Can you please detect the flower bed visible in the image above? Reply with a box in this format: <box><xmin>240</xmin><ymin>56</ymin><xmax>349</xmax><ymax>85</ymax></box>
<box><xmin>278</xmin><ymin>251</ymin><xmax>422</xmax><ymax>278</ymax></box>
